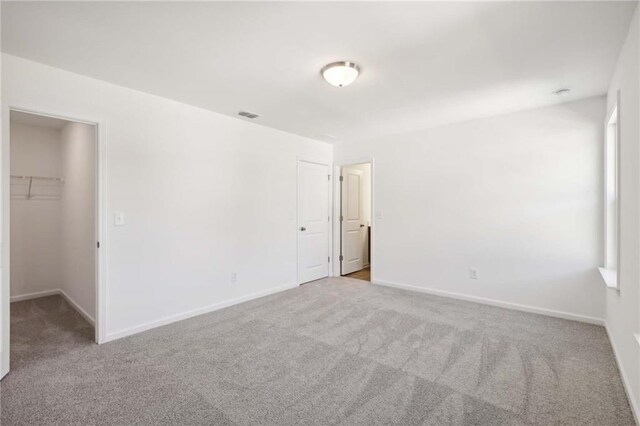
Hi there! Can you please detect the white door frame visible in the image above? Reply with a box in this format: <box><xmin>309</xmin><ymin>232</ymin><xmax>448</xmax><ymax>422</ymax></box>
<box><xmin>1</xmin><ymin>104</ymin><xmax>108</xmax><ymax>378</ymax></box>
<box><xmin>333</xmin><ymin>157</ymin><xmax>375</xmax><ymax>281</ymax></box>
<box><xmin>296</xmin><ymin>157</ymin><xmax>333</xmax><ymax>285</ymax></box>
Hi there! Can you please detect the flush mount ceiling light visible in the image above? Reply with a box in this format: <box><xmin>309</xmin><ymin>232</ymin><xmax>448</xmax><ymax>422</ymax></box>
<box><xmin>321</xmin><ymin>61</ymin><xmax>360</xmax><ymax>87</ymax></box>
<box><xmin>554</xmin><ymin>88</ymin><xmax>571</xmax><ymax>96</ymax></box>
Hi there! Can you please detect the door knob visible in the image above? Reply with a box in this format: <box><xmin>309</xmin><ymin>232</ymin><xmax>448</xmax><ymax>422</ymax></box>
<box><xmin>300</xmin><ymin>227</ymin><xmax>306</xmax><ymax>231</ymax></box>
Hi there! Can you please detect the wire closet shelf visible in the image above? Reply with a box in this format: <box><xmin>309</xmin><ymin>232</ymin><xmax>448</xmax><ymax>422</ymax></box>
<box><xmin>10</xmin><ymin>175</ymin><xmax>65</xmax><ymax>200</ymax></box>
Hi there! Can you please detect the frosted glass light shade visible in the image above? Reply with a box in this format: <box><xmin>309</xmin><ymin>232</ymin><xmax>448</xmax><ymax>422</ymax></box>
<box><xmin>321</xmin><ymin>62</ymin><xmax>360</xmax><ymax>87</ymax></box>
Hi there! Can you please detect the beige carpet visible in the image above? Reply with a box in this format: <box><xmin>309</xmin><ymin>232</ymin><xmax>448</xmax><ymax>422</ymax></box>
<box><xmin>1</xmin><ymin>277</ymin><xmax>635</xmax><ymax>425</ymax></box>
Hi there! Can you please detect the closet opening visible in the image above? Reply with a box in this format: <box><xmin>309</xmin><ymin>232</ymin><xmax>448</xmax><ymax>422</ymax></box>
<box><xmin>8</xmin><ymin>110</ymin><xmax>98</xmax><ymax>369</ymax></box>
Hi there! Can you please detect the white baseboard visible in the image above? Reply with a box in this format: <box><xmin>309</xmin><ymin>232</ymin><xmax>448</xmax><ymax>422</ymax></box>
<box><xmin>0</xmin><ymin>350</ymin><xmax>7</xmax><ymax>380</ymax></box>
<box><xmin>372</xmin><ymin>279</ymin><xmax>605</xmax><ymax>326</ymax></box>
<box><xmin>11</xmin><ymin>288</ymin><xmax>95</xmax><ymax>326</ymax></box>
<box><xmin>605</xmin><ymin>325</ymin><xmax>640</xmax><ymax>425</ymax></box>
<box><xmin>10</xmin><ymin>289</ymin><xmax>60</xmax><ymax>303</ymax></box>
<box><xmin>58</xmin><ymin>289</ymin><xmax>95</xmax><ymax>326</ymax></box>
<box><xmin>104</xmin><ymin>282</ymin><xmax>299</xmax><ymax>343</ymax></box>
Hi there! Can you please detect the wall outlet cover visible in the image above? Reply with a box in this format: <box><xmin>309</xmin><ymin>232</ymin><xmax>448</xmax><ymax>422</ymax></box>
<box><xmin>114</xmin><ymin>212</ymin><xmax>125</xmax><ymax>226</ymax></box>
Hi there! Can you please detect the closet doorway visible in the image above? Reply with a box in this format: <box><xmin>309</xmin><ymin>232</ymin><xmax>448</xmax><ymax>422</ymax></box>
<box><xmin>7</xmin><ymin>110</ymin><xmax>99</xmax><ymax>370</ymax></box>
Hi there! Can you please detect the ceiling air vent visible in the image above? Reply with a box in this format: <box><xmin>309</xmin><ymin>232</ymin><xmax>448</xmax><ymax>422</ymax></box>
<box><xmin>238</xmin><ymin>111</ymin><xmax>259</xmax><ymax>119</ymax></box>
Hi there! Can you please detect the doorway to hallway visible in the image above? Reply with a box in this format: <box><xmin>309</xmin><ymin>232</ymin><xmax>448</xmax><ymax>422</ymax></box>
<box><xmin>339</xmin><ymin>162</ymin><xmax>372</xmax><ymax>282</ymax></box>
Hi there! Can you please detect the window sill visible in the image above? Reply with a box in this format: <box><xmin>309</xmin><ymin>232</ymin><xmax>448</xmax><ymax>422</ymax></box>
<box><xmin>598</xmin><ymin>267</ymin><xmax>618</xmax><ymax>289</ymax></box>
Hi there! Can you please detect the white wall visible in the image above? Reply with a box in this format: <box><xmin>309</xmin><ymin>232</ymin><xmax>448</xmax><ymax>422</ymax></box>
<box><xmin>60</xmin><ymin>121</ymin><xmax>96</xmax><ymax>320</ymax></box>
<box><xmin>336</xmin><ymin>96</ymin><xmax>606</xmax><ymax>323</ymax></box>
<box><xmin>605</xmin><ymin>6</ymin><xmax>640</xmax><ymax>419</ymax></box>
<box><xmin>2</xmin><ymin>54</ymin><xmax>332</xmax><ymax>341</ymax></box>
<box><xmin>10</xmin><ymin>122</ymin><xmax>63</xmax><ymax>297</ymax></box>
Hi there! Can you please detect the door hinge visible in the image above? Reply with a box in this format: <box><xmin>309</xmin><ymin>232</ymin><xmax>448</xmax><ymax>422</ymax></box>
<box><xmin>328</xmin><ymin>256</ymin><xmax>330</xmax><ymax>263</ymax></box>
<box><xmin>339</xmin><ymin>176</ymin><xmax>344</xmax><ymax>182</ymax></box>
<box><xmin>328</xmin><ymin>174</ymin><xmax>331</xmax><ymax>181</ymax></box>
<box><xmin>97</xmin><ymin>241</ymin><xmax>100</xmax><ymax>249</ymax></box>
<box><xmin>339</xmin><ymin>255</ymin><xmax>344</xmax><ymax>261</ymax></box>
<box><xmin>339</xmin><ymin>215</ymin><xmax>343</xmax><ymax>222</ymax></box>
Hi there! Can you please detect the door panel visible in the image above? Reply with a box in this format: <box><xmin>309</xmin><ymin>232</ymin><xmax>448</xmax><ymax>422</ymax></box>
<box><xmin>297</xmin><ymin>161</ymin><xmax>329</xmax><ymax>284</ymax></box>
<box><xmin>1</xmin><ymin>263</ymin><xmax>7</xmax><ymax>379</ymax></box>
<box><xmin>341</xmin><ymin>167</ymin><xmax>364</xmax><ymax>275</ymax></box>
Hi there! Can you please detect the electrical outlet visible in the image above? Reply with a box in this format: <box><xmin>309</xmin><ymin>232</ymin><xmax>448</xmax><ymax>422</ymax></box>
<box><xmin>230</xmin><ymin>272</ymin><xmax>238</xmax><ymax>283</ymax></box>
<box><xmin>470</xmin><ymin>268</ymin><xmax>479</xmax><ymax>280</ymax></box>
<box><xmin>114</xmin><ymin>212</ymin><xmax>125</xmax><ymax>226</ymax></box>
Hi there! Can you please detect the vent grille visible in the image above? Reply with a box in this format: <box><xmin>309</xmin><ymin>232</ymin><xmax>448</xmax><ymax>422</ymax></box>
<box><xmin>238</xmin><ymin>111</ymin><xmax>259</xmax><ymax>119</ymax></box>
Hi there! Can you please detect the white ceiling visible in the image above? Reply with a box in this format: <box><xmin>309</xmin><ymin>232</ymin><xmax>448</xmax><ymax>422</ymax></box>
<box><xmin>2</xmin><ymin>1</ymin><xmax>636</xmax><ymax>143</ymax></box>
<box><xmin>10</xmin><ymin>110</ymin><xmax>69</xmax><ymax>130</ymax></box>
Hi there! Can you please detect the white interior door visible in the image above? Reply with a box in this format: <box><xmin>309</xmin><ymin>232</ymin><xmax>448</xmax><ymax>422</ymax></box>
<box><xmin>297</xmin><ymin>161</ymin><xmax>329</xmax><ymax>284</ymax></box>
<box><xmin>341</xmin><ymin>167</ymin><xmax>365</xmax><ymax>275</ymax></box>
<box><xmin>1</xmin><ymin>106</ymin><xmax>8</xmax><ymax>379</ymax></box>
<box><xmin>1</xmin><ymin>264</ymin><xmax>7</xmax><ymax>379</ymax></box>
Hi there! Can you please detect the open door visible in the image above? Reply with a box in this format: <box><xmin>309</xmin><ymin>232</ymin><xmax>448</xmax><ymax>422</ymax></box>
<box><xmin>1</xmin><ymin>270</ymin><xmax>8</xmax><ymax>379</ymax></box>
<box><xmin>1</xmin><ymin>104</ymin><xmax>9</xmax><ymax>379</ymax></box>
<box><xmin>340</xmin><ymin>166</ymin><xmax>366</xmax><ymax>275</ymax></box>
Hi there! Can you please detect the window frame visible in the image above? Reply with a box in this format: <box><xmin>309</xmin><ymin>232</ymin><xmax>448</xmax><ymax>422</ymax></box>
<box><xmin>600</xmin><ymin>92</ymin><xmax>621</xmax><ymax>290</ymax></box>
